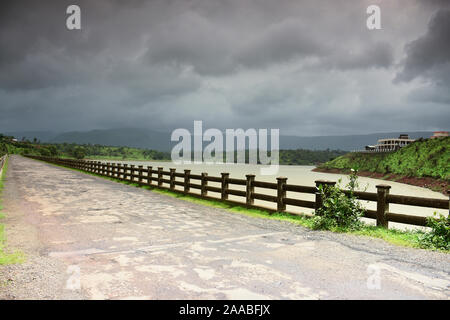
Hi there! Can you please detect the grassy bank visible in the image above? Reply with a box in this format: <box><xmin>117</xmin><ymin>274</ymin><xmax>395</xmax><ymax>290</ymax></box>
<box><xmin>319</xmin><ymin>137</ymin><xmax>449</xmax><ymax>180</ymax></box>
<box><xmin>33</xmin><ymin>157</ymin><xmax>448</xmax><ymax>253</ymax></box>
<box><xmin>0</xmin><ymin>157</ymin><xmax>25</xmax><ymax>265</ymax></box>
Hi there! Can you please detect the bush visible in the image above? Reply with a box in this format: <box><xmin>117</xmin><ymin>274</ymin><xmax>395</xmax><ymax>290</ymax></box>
<box><xmin>71</xmin><ymin>146</ymin><xmax>86</xmax><ymax>159</ymax></box>
<box><xmin>48</xmin><ymin>145</ymin><xmax>59</xmax><ymax>157</ymax></box>
<box><xmin>419</xmin><ymin>213</ymin><xmax>449</xmax><ymax>250</ymax></box>
<box><xmin>312</xmin><ymin>170</ymin><xmax>366</xmax><ymax>231</ymax></box>
<box><xmin>39</xmin><ymin>148</ymin><xmax>51</xmax><ymax>156</ymax></box>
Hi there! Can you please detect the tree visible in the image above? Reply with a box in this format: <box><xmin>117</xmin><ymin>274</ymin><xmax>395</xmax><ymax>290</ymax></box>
<box><xmin>72</xmin><ymin>146</ymin><xmax>86</xmax><ymax>159</ymax></box>
<box><xmin>48</xmin><ymin>145</ymin><xmax>59</xmax><ymax>157</ymax></box>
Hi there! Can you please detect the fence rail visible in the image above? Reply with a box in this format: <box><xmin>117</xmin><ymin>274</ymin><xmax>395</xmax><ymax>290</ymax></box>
<box><xmin>25</xmin><ymin>155</ymin><xmax>449</xmax><ymax>228</ymax></box>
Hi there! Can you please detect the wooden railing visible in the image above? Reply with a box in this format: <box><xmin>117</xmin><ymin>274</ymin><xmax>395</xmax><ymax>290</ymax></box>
<box><xmin>25</xmin><ymin>155</ymin><xmax>449</xmax><ymax>228</ymax></box>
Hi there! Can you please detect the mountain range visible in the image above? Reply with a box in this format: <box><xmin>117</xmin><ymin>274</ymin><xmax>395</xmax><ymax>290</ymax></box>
<box><xmin>5</xmin><ymin>129</ymin><xmax>437</xmax><ymax>151</ymax></box>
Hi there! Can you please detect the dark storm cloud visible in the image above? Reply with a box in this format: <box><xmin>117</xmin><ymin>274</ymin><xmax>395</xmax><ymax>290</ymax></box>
<box><xmin>396</xmin><ymin>9</ymin><xmax>450</xmax><ymax>84</ymax></box>
<box><xmin>0</xmin><ymin>0</ymin><xmax>448</xmax><ymax>134</ymax></box>
<box><xmin>395</xmin><ymin>8</ymin><xmax>450</xmax><ymax>107</ymax></box>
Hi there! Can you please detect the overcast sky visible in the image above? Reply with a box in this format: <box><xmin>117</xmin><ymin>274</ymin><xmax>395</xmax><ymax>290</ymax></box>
<box><xmin>0</xmin><ymin>0</ymin><xmax>449</xmax><ymax>136</ymax></box>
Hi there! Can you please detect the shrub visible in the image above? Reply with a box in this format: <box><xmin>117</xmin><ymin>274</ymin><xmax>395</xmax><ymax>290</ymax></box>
<box><xmin>71</xmin><ymin>146</ymin><xmax>86</xmax><ymax>159</ymax></box>
<box><xmin>419</xmin><ymin>213</ymin><xmax>449</xmax><ymax>250</ymax></box>
<box><xmin>39</xmin><ymin>148</ymin><xmax>51</xmax><ymax>156</ymax></box>
<box><xmin>311</xmin><ymin>170</ymin><xmax>366</xmax><ymax>231</ymax></box>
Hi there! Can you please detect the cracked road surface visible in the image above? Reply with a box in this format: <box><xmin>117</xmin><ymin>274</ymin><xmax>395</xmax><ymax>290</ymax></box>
<box><xmin>0</xmin><ymin>155</ymin><xmax>449</xmax><ymax>299</ymax></box>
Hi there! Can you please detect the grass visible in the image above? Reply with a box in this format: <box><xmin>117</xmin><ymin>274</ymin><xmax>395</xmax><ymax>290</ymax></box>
<box><xmin>147</xmin><ymin>187</ymin><xmax>437</xmax><ymax>250</ymax></box>
<box><xmin>29</xmin><ymin>157</ymin><xmax>449</xmax><ymax>253</ymax></box>
<box><xmin>0</xmin><ymin>157</ymin><xmax>25</xmax><ymax>265</ymax></box>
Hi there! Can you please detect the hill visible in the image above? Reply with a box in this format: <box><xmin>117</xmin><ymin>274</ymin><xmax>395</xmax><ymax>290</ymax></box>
<box><xmin>1</xmin><ymin>134</ymin><xmax>345</xmax><ymax>165</ymax></box>
<box><xmin>0</xmin><ymin>135</ymin><xmax>171</xmax><ymax>161</ymax></box>
<box><xmin>50</xmin><ymin>128</ymin><xmax>170</xmax><ymax>151</ymax></box>
<box><xmin>318</xmin><ymin>137</ymin><xmax>450</xmax><ymax>180</ymax></box>
<box><xmin>6</xmin><ymin>129</ymin><xmax>436</xmax><ymax>151</ymax></box>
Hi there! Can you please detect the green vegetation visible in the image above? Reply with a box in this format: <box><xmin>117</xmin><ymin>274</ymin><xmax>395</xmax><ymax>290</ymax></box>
<box><xmin>0</xmin><ymin>157</ymin><xmax>25</xmax><ymax>265</ymax></box>
<box><xmin>1</xmin><ymin>133</ymin><xmax>346</xmax><ymax>165</ymax></box>
<box><xmin>0</xmin><ymin>134</ymin><xmax>171</xmax><ymax>161</ymax></box>
<box><xmin>420</xmin><ymin>213</ymin><xmax>449</xmax><ymax>250</ymax></box>
<box><xmin>144</xmin><ymin>185</ymin><xmax>447</xmax><ymax>252</ymax></box>
<box><xmin>311</xmin><ymin>170</ymin><xmax>366</xmax><ymax>230</ymax></box>
<box><xmin>307</xmin><ymin>171</ymin><xmax>448</xmax><ymax>251</ymax></box>
<box><xmin>279</xmin><ymin>149</ymin><xmax>346</xmax><ymax>165</ymax></box>
<box><xmin>320</xmin><ymin>137</ymin><xmax>450</xmax><ymax>180</ymax></box>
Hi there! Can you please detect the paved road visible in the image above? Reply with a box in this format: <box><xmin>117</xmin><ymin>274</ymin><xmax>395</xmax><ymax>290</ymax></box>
<box><xmin>0</xmin><ymin>155</ymin><xmax>449</xmax><ymax>299</ymax></box>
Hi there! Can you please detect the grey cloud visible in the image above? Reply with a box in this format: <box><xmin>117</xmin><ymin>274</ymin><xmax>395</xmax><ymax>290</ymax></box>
<box><xmin>0</xmin><ymin>0</ymin><xmax>448</xmax><ymax>135</ymax></box>
<box><xmin>395</xmin><ymin>8</ymin><xmax>450</xmax><ymax>106</ymax></box>
<box><xmin>325</xmin><ymin>42</ymin><xmax>394</xmax><ymax>70</ymax></box>
<box><xmin>396</xmin><ymin>9</ymin><xmax>450</xmax><ymax>83</ymax></box>
<box><xmin>234</xmin><ymin>19</ymin><xmax>327</xmax><ymax>69</ymax></box>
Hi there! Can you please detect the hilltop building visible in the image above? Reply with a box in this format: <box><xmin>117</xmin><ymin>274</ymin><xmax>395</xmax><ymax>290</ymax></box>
<box><xmin>430</xmin><ymin>131</ymin><xmax>448</xmax><ymax>139</ymax></box>
<box><xmin>364</xmin><ymin>134</ymin><xmax>415</xmax><ymax>152</ymax></box>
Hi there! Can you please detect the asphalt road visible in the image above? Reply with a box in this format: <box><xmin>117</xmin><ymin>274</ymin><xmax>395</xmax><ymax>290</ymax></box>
<box><xmin>0</xmin><ymin>155</ymin><xmax>449</xmax><ymax>299</ymax></box>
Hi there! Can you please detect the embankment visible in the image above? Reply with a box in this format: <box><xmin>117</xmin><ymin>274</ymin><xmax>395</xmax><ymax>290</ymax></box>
<box><xmin>315</xmin><ymin>137</ymin><xmax>449</xmax><ymax>194</ymax></box>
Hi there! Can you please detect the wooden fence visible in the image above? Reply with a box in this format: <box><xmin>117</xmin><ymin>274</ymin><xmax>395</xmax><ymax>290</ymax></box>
<box><xmin>25</xmin><ymin>155</ymin><xmax>449</xmax><ymax>228</ymax></box>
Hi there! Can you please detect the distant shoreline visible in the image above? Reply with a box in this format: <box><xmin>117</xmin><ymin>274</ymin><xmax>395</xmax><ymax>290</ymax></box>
<box><xmin>85</xmin><ymin>157</ymin><xmax>172</xmax><ymax>162</ymax></box>
<box><xmin>313</xmin><ymin>167</ymin><xmax>448</xmax><ymax>195</ymax></box>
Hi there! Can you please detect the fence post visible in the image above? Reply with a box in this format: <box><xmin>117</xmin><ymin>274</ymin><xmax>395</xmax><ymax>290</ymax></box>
<box><xmin>184</xmin><ymin>170</ymin><xmax>191</xmax><ymax>194</ymax></box>
<box><xmin>106</xmin><ymin>163</ymin><xmax>110</xmax><ymax>177</ymax></box>
<box><xmin>158</xmin><ymin>167</ymin><xmax>163</xmax><ymax>187</ymax></box>
<box><xmin>277</xmin><ymin>177</ymin><xmax>287</xmax><ymax>212</ymax></box>
<box><xmin>170</xmin><ymin>168</ymin><xmax>176</xmax><ymax>190</ymax></box>
<box><xmin>314</xmin><ymin>180</ymin><xmax>336</xmax><ymax>214</ymax></box>
<box><xmin>110</xmin><ymin>163</ymin><xmax>114</xmax><ymax>177</ymax></box>
<box><xmin>97</xmin><ymin>161</ymin><xmax>102</xmax><ymax>174</ymax></box>
<box><xmin>221</xmin><ymin>173</ymin><xmax>229</xmax><ymax>200</ymax></box>
<box><xmin>201</xmin><ymin>173</ymin><xmax>208</xmax><ymax>197</ymax></box>
<box><xmin>147</xmin><ymin>166</ymin><xmax>152</xmax><ymax>185</ymax></box>
<box><xmin>246</xmin><ymin>174</ymin><xmax>255</xmax><ymax>207</ymax></box>
<box><xmin>123</xmin><ymin>164</ymin><xmax>128</xmax><ymax>181</ymax></box>
<box><xmin>376</xmin><ymin>184</ymin><xmax>391</xmax><ymax>228</ymax></box>
<box><xmin>130</xmin><ymin>165</ymin><xmax>135</xmax><ymax>182</ymax></box>
<box><xmin>138</xmin><ymin>165</ymin><xmax>143</xmax><ymax>184</ymax></box>
<box><xmin>117</xmin><ymin>163</ymin><xmax>122</xmax><ymax>179</ymax></box>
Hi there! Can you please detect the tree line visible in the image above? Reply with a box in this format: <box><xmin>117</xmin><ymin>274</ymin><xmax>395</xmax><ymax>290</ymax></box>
<box><xmin>0</xmin><ymin>133</ymin><xmax>347</xmax><ymax>165</ymax></box>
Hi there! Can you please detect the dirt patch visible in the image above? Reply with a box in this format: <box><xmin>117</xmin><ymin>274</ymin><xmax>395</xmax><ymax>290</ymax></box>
<box><xmin>313</xmin><ymin>167</ymin><xmax>449</xmax><ymax>195</ymax></box>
